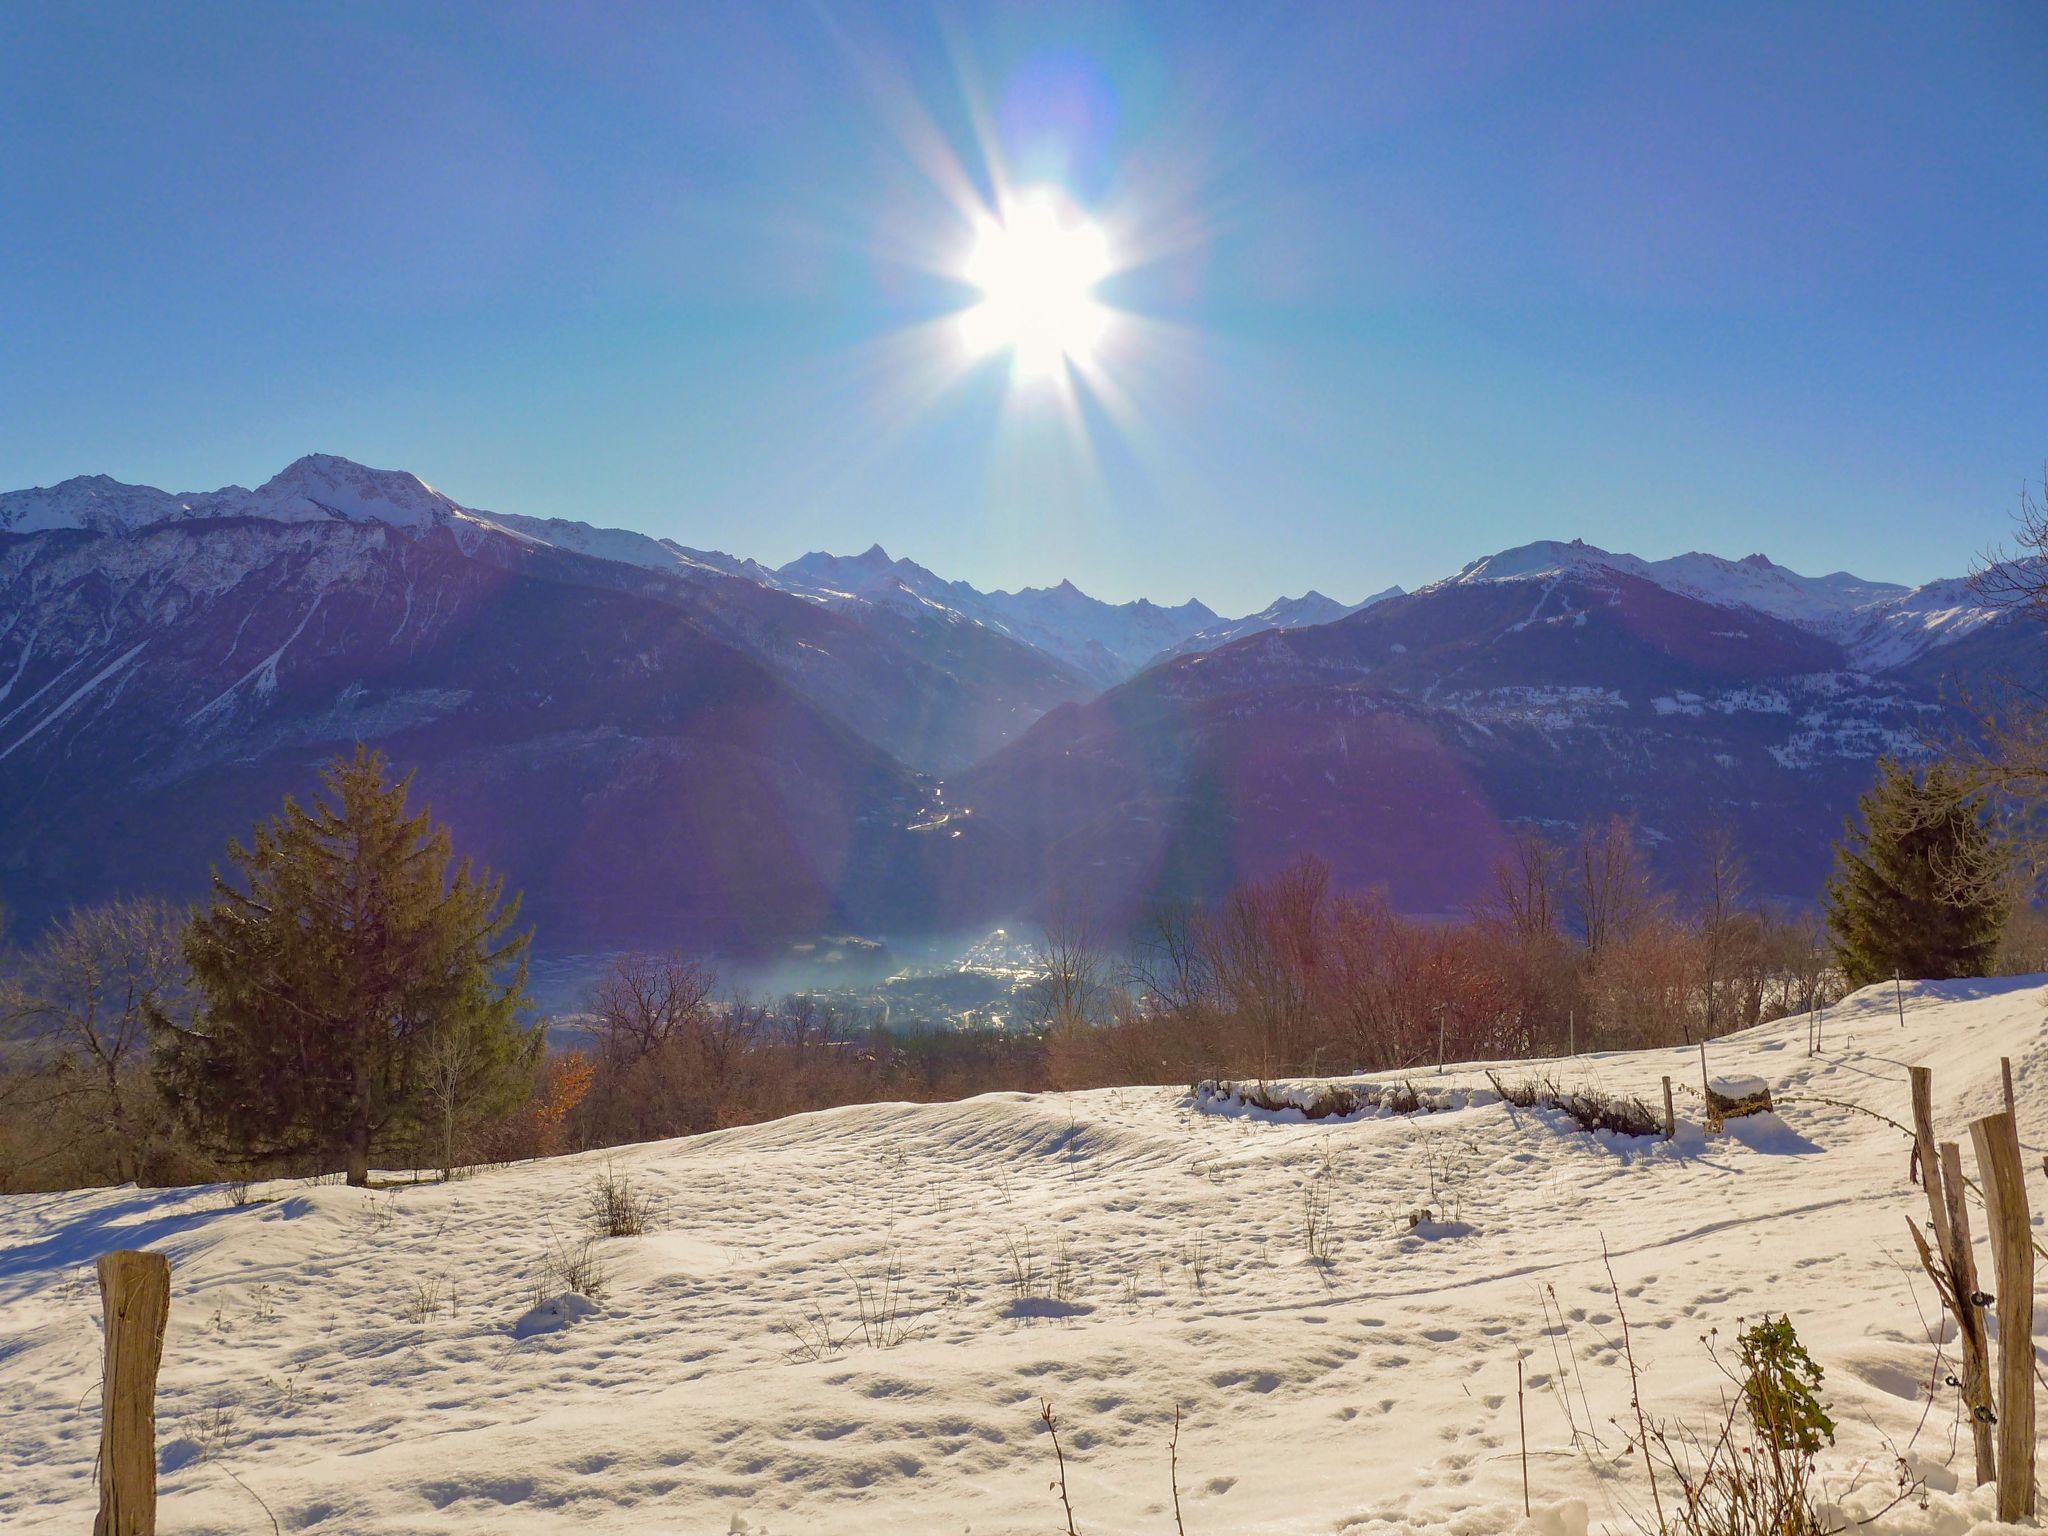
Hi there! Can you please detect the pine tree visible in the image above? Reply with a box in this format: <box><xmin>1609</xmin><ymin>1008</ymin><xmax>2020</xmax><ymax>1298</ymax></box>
<box><xmin>155</xmin><ymin>746</ymin><xmax>539</xmax><ymax>1185</ymax></box>
<box><xmin>1825</xmin><ymin>758</ymin><xmax>2010</xmax><ymax>987</ymax></box>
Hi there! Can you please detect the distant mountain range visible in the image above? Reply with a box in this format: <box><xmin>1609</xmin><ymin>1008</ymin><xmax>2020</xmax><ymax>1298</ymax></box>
<box><xmin>1</xmin><ymin>456</ymin><xmax>2033</xmax><ymax>951</ymax></box>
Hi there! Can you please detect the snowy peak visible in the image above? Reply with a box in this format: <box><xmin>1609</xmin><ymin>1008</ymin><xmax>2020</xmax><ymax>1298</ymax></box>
<box><xmin>1152</xmin><ymin>584</ymin><xmax>1405</xmax><ymax>665</ymax></box>
<box><xmin>0</xmin><ymin>454</ymin><xmax>473</xmax><ymax>537</ymax></box>
<box><xmin>244</xmin><ymin>454</ymin><xmax>469</xmax><ymax>529</ymax></box>
<box><xmin>1430</xmin><ymin>535</ymin><xmax>1977</xmax><ymax>668</ymax></box>
<box><xmin>0</xmin><ymin>473</ymin><xmax>248</xmax><ymax>535</ymax></box>
<box><xmin>776</xmin><ymin>545</ymin><xmax>939</xmax><ymax>598</ymax></box>
<box><xmin>0</xmin><ymin>454</ymin><xmax>2003</xmax><ymax>679</ymax></box>
<box><xmin>1438</xmin><ymin>538</ymin><xmax>1639</xmax><ymax>587</ymax></box>
<box><xmin>1644</xmin><ymin>550</ymin><xmax>1907</xmax><ymax>627</ymax></box>
<box><xmin>1434</xmin><ymin>536</ymin><xmax>1906</xmax><ymax>621</ymax></box>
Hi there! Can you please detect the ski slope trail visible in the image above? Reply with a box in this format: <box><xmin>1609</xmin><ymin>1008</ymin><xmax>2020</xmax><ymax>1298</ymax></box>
<box><xmin>4</xmin><ymin>977</ymin><xmax>2047</xmax><ymax>1533</ymax></box>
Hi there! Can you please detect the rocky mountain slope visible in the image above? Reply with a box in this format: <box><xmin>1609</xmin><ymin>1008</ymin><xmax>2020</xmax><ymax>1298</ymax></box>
<box><xmin>951</xmin><ymin>542</ymin><xmax>2036</xmax><ymax>920</ymax></box>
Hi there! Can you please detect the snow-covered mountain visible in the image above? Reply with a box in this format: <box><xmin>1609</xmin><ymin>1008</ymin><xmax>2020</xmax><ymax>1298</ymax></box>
<box><xmin>1431</xmin><ymin>537</ymin><xmax>1995</xmax><ymax>668</ymax></box>
<box><xmin>0</xmin><ymin>474</ymin><xmax>252</xmax><ymax>535</ymax></box>
<box><xmin>2</xmin><ymin>454</ymin><xmax>2033</xmax><ymax>946</ymax></box>
<box><xmin>956</xmin><ymin>538</ymin><xmax>2040</xmax><ymax>922</ymax></box>
<box><xmin>771</xmin><ymin>546</ymin><xmax>1221</xmax><ymax>686</ymax></box>
<box><xmin>1151</xmin><ymin>586</ymin><xmax>1405</xmax><ymax>664</ymax></box>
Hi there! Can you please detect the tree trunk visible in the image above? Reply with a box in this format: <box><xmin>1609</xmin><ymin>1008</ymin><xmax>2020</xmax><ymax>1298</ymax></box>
<box><xmin>346</xmin><ymin>1116</ymin><xmax>371</xmax><ymax>1187</ymax></box>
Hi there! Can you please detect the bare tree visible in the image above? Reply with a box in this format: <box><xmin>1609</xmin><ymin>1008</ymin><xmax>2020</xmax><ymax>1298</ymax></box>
<box><xmin>420</xmin><ymin>1028</ymin><xmax>483</xmax><ymax>1179</ymax></box>
<box><xmin>590</xmin><ymin>951</ymin><xmax>717</xmax><ymax>1069</ymax></box>
<box><xmin>1571</xmin><ymin>816</ymin><xmax>1664</xmax><ymax>955</ymax></box>
<box><xmin>1201</xmin><ymin>858</ymin><xmax>1330</xmax><ymax>1075</ymax></box>
<box><xmin>580</xmin><ymin>951</ymin><xmax>742</xmax><ymax>1141</ymax></box>
<box><xmin>1489</xmin><ymin>829</ymin><xmax>1567</xmax><ymax>942</ymax></box>
<box><xmin>1690</xmin><ymin>821</ymin><xmax>1756</xmax><ymax>1037</ymax></box>
<box><xmin>2</xmin><ymin>898</ymin><xmax>190</xmax><ymax>1184</ymax></box>
<box><xmin>1030</xmin><ymin>897</ymin><xmax>1113</xmax><ymax>1089</ymax></box>
<box><xmin>1974</xmin><ymin>467</ymin><xmax>2048</xmax><ymax>618</ymax></box>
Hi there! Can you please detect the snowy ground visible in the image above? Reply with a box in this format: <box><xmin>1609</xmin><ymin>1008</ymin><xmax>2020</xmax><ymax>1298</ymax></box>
<box><xmin>5</xmin><ymin>978</ymin><xmax>2048</xmax><ymax>1534</ymax></box>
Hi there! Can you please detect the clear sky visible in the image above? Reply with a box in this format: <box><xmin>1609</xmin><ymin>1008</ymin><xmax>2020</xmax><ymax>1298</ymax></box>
<box><xmin>3</xmin><ymin>2</ymin><xmax>2044</xmax><ymax>614</ymax></box>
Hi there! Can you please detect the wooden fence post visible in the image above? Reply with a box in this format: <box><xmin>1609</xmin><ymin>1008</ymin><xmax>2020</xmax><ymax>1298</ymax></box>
<box><xmin>1661</xmin><ymin>1076</ymin><xmax>1675</xmax><ymax>1140</ymax></box>
<box><xmin>1940</xmin><ymin>1141</ymin><xmax>1997</xmax><ymax>1487</ymax></box>
<box><xmin>1909</xmin><ymin>1065</ymin><xmax>1937</xmax><ymax>1192</ymax></box>
<box><xmin>96</xmin><ymin>1250</ymin><xmax>171</xmax><ymax>1536</ymax></box>
<box><xmin>2002</xmin><ymin>1056</ymin><xmax>2016</xmax><ymax>1121</ymax></box>
<box><xmin>1970</xmin><ymin>1111</ymin><xmax>2035</xmax><ymax>1521</ymax></box>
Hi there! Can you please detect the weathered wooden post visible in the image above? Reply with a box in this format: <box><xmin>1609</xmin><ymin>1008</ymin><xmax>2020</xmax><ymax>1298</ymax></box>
<box><xmin>2002</xmin><ymin>1056</ymin><xmax>2016</xmax><ymax>1121</ymax></box>
<box><xmin>1909</xmin><ymin>1064</ymin><xmax>1937</xmax><ymax>1190</ymax></box>
<box><xmin>1940</xmin><ymin>1141</ymin><xmax>1996</xmax><ymax>1487</ymax></box>
<box><xmin>1661</xmin><ymin>1076</ymin><xmax>1675</xmax><ymax>1140</ymax></box>
<box><xmin>96</xmin><ymin>1250</ymin><xmax>171</xmax><ymax>1536</ymax></box>
<box><xmin>1895</xmin><ymin>973</ymin><xmax>1906</xmax><ymax>1028</ymax></box>
<box><xmin>1970</xmin><ymin>1111</ymin><xmax>2035</xmax><ymax>1521</ymax></box>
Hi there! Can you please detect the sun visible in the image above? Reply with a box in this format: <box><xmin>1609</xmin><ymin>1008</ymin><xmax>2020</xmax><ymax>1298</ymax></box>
<box><xmin>958</xmin><ymin>190</ymin><xmax>1113</xmax><ymax>380</ymax></box>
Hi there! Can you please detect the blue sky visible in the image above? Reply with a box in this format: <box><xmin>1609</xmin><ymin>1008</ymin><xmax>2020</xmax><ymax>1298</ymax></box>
<box><xmin>3</xmin><ymin>2</ymin><xmax>2044</xmax><ymax>613</ymax></box>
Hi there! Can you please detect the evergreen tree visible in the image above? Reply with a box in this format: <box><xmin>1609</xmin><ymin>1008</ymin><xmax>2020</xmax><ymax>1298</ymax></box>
<box><xmin>155</xmin><ymin>746</ymin><xmax>539</xmax><ymax>1185</ymax></box>
<box><xmin>1825</xmin><ymin>758</ymin><xmax>2010</xmax><ymax>987</ymax></box>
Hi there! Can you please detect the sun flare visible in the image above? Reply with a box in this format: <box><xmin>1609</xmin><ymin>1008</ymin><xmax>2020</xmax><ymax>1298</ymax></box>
<box><xmin>959</xmin><ymin>191</ymin><xmax>1113</xmax><ymax>380</ymax></box>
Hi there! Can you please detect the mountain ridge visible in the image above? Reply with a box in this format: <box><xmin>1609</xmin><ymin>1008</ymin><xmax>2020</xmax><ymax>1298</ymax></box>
<box><xmin>2</xmin><ymin>454</ymin><xmax>2030</xmax><ymax>950</ymax></box>
<box><xmin>1</xmin><ymin>457</ymin><xmax>1991</xmax><ymax>678</ymax></box>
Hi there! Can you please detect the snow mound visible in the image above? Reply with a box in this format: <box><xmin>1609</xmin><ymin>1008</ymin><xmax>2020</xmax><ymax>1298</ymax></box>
<box><xmin>511</xmin><ymin>1292</ymin><xmax>601</xmax><ymax>1339</ymax></box>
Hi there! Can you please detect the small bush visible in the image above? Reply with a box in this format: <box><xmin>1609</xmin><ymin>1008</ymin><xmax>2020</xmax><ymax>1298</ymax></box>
<box><xmin>582</xmin><ymin>1163</ymin><xmax>655</xmax><ymax>1237</ymax></box>
<box><xmin>532</xmin><ymin>1233</ymin><xmax>609</xmax><ymax>1304</ymax></box>
<box><xmin>1588</xmin><ymin>1303</ymin><xmax>1910</xmax><ymax>1536</ymax></box>
<box><xmin>1737</xmin><ymin>1315</ymin><xmax>1835</xmax><ymax>1457</ymax></box>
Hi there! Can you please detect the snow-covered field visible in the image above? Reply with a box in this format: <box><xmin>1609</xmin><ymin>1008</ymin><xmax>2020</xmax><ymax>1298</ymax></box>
<box><xmin>5</xmin><ymin>978</ymin><xmax>2047</xmax><ymax>1534</ymax></box>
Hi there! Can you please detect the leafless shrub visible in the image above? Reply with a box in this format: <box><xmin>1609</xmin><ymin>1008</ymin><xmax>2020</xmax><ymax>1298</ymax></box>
<box><xmin>1539</xmin><ymin>1250</ymin><xmax>1920</xmax><ymax>1536</ymax></box>
<box><xmin>353</xmin><ymin>1192</ymin><xmax>398</xmax><ymax>1241</ymax></box>
<box><xmin>843</xmin><ymin>1249</ymin><xmax>919</xmax><ymax>1349</ymax></box>
<box><xmin>402</xmin><ymin>1276</ymin><xmax>448</xmax><ymax>1325</ymax></box>
<box><xmin>582</xmin><ymin>1162</ymin><xmax>655</xmax><ymax>1237</ymax></box>
<box><xmin>1041</xmin><ymin>1399</ymin><xmax>1080</xmax><ymax>1536</ymax></box>
<box><xmin>187</xmin><ymin>1402</ymin><xmax>239</xmax><ymax>1464</ymax></box>
<box><xmin>1003</xmin><ymin>1230</ymin><xmax>1079</xmax><ymax>1311</ymax></box>
<box><xmin>531</xmin><ymin>1232</ymin><xmax>609</xmax><ymax>1304</ymax></box>
<box><xmin>1003</xmin><ymin>1231</ymin><xmax>1040</xmax><ymax>1303</ymax></box>
<box><xmin>1417</xmin><ymin>1129</ymin><xmax>1481</xmax><ymax>1226</ymax></box>
<box><xmin>1301</xmin><ymin>1158</ymin><xmax>1335</xmax><ymax>1264</ymax></box>
<box><xmin>779</xmin><ymin>1301</ymin><xmax>849</xmax><ymax>1363</ymax></box>
<box><xmin>1620</xmin><ymin>1326</ymin><xmax>1918</xmax><ymax>1536</ymax></box>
